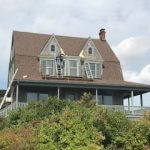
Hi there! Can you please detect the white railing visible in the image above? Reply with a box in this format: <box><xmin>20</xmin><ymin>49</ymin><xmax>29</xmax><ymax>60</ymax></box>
<box><xmin>98</xmin><ymin>105</ymin><xmax>150</xmax><ymax>116</ymax></box>
<box><xmin>0</xmin><ymin>101</ymin><xmax>27</xmax><ymax>117</ymax></box>
<box><xmin>1</xmin><ymin>102</ymin><xmax>150</xmax><ymax>118</ymax></box>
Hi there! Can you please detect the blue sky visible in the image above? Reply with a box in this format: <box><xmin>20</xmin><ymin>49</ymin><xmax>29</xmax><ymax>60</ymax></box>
<box><xmin>0</xmin><ymin>0</ymin><xmax>150</xmax><ymax>106</ymax></box>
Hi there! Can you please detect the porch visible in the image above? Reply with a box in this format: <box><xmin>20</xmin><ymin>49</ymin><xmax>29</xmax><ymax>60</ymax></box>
<box><xmin>1</xmin><ymin>80</ymin><xmax>150</xmax><ymax>118</ymax></box>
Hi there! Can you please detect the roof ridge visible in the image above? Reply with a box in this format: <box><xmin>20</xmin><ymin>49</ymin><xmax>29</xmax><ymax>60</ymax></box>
<box><xmin>13</xmin><ymin>30</ymin><xmax>101</xmax><ymax>40</ymax></box>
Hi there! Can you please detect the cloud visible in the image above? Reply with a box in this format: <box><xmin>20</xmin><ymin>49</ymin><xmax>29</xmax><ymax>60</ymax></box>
<box><xmin>113</xmin><ymin>36</ymin><xmax>150</xmax><ymax>72</ymax></box>
<box><xmin>123</xmin><ymin>64</ymin><xmax>150</xmax><ymax>84</ymax></box>
<box><xmin>1</xmin><ymin>0</ymin><xmax>150</xmax><ymax>89</ymax></box>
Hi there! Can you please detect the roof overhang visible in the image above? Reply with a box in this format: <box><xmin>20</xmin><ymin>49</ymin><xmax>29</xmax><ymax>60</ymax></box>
<box><xmin>13</xmin><ymin>79</ymin><xmax>150</xmax><ymax>93</ymax></box>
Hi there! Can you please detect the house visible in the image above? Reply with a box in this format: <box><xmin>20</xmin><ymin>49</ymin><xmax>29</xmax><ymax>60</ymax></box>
<box><xmin>1</xmin><ymin>29</ymin><xmax>150</xmax><ymax>117</ymax></box>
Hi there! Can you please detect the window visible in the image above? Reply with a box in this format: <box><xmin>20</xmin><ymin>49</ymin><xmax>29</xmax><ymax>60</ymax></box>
<box><xmin>88</xmin><ymin>47</ymin><xmax>92</xmax><ymax>54</ymax></box>
<box><xmin>39</xmin><ymin>93</ymin><xmax>49</xmax><ymax>100</ymax></box>
<box><xmin>93</xmin><ymin>95</ymin><xmax>103</xmax><ymax>105</ymax></box>
<box><xmin>41</xmin><ymin>60</ymin><xmax>54</xmax><ymax>76</ymax></box>
<box><xmin>27</xmin><ymin>93</ymin><xmax>38</xmax><ymax>102</ymax></box>
<box><xmin>103</xmin><ymin>96</ymin><xmax>113</xmax><ymax>105</ymax></box>
<box><xmin>89</xmin><ymin>63</ymin><xmax>100</xmax><ymax>78</ymax></box>
<box><xmin>69</xmin><ymin>60</ymin><xmax>77</xmax><ymax>76</ymax></box>
<box><xmin>51</xmin><ymin>45</ymin><xmax>55</xmax><ymax>52</ymax></box>
<box><xmin>65</xmin><ymin>93</ymin><xmax>77</xmax><ymax>101</ymax></box>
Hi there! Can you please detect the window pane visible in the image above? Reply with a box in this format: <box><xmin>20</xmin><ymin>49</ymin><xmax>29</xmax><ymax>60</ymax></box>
<box><xmin>41</xmin><ymin>60</ymin><xmax>54</xmax><ymax>76</ymax></box>
<box><xmin>103</xmin><ymin>96</ymin><xmax>113</xmax><ymax>105</ymax></box>
<box><xmin>90</xmin><ymin>63</ymin><xmax>95</xmax><ymax>70</ymax></box>
<box><xmin>65</xmin><ymin>93</ymin><xmax>76</xmax><ymax>100</ymax></box>
<box><xmin>51</xmin><ymin>45</ymin><xmax>55</xmax><ymax>52</ymax></box>
<box><xmin>47</xmin><ymin>60</ymin><xmax>53</xmax><ymax>67</ymax></box>
<box><xmin>39</xmin><ymin>94</ymin><xmax>48</xmax><ymax>100</ymax></box>
<box><xmin>27</xmin><ymin>93</ymin><xmax>38</xmax><ymax>102</ymax></box>
<box><xmin>88</xmin><ymin>48</ymin><xmax>92</xmax><ymax>54</ymax></box>
<box><xmin>41</xmin><ymin>67</ymin><xmax>46</xmax><ymax>75</ymax></box>
<box><xmin>90</xmin><ymin>63</ymin><xmax>95</xmax><ymax>77</ymax></box>
<box><xmin>41</xmin><ymin>60</ymin><xmax>46</xmax><ymax>68</ymax></box>
<box><xmin>70</xmin><ymin>68</ymin><xmax>77</xmax><ymax>76</ymax></box>
<box><xmin>96</xmin><ymin>63</ymin><xmax>100</xmax><ymax>78</ymax></box>
<box><xmin>46</xmin><ymin>68</ymin><xmax>53</xmax><ymax>75</ymax></box>
<box><xmin>70</xmin><ymin>60</ymin><xmax>77</xmax><ymax>67</ymax></box>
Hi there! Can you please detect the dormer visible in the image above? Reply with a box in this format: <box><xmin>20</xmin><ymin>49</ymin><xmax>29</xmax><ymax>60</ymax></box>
<box><xmin>39</xmin><ymin>34</ymin><xmax>65</xmax><ymax>76</ymax></box>
<box><xmin>79</xmin><ymin>37</ymin><xmax>103</xmax><ymax>79</ymax></box>
<box><xmin>40</xmin><ymin>34</ymin><xmax>64</xmax><ymax>58</ymax></box>
<box><xmin>79</xmin><ymin>37</ymin><xmax>103</xmax><ymax>61</ymax></box>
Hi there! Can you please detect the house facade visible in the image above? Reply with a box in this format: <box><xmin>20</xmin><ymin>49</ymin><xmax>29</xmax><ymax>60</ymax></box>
<box><xmin>1</xmin><ymin>28</ymin><xmax>150</xmax><ymax>117</ymax></box>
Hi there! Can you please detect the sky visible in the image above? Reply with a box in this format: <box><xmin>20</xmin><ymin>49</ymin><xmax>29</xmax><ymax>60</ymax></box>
<box><xmin>0</xmin><ymin>0</ymin><xmax>150</xmax><ymax>106</ymax></box>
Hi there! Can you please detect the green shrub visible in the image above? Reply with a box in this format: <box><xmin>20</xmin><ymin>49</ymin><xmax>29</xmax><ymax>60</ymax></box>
<box><xmin>5</xmin><ymin>97</ymin><xmax>70</xmax><ymax>127</ymax></box>
<box><xmin>33</xmin><ymin>105</ymin><xmax>104</xmax><ymax>150</ymax></box>
<box><xmin>91</xmin><ymin>107</ymin><xmax>129</xmax><ymax>147</ymax></box>
<box><xmin>1</xmin><ymin>95</ymin><xmax>150</xmax><ymax>149</ymax></box>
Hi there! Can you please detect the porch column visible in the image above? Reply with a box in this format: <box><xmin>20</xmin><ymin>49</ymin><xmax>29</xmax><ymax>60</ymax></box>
<box><xmin>131</xmin><ymin>90</ymin><xmax>134</xmax><ymax>114</ymax></box>
<box><xmin>96</xmin><ymin>89</ymin><xmax>98</xmax><ymax>105</ymax></box>
<box><xmin>10</xmin><ymin>86</ymin><xmax>14</xmax><ymax>102</ymax></box>
<box><xmin>140</xmin><ymin>94</ymin><xmax>143</xmax><ymax>107</ymax></box>
<box><xmin>16</xmin><ymin>84</ymin><xmax>19</xmax><ymax>108</ymax></box>
<box><xmin>57</xmin><ymin>87</ymin><xmax>60</xmax><ymax>99</ymax></box>
<box><xmin>128</xmin><ymin>97</ymin><xmax>130</xmax><ymax>111</ymax></box>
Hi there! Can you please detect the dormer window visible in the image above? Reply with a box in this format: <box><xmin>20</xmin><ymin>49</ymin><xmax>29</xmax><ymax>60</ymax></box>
<box><xmin>41</xmin><ymin>59</ymin><xmax>54</xmax><ymax>76</ymax></box>
<box><xmin>88</xmin><ymin>47</ymin><xmax>92</xmax><ymax>54</ymax></box>
<box><xmin>51</xmin><ymin>45</ymin><xmax>55</xmax><ymax>52</ymax></box>
<box><xmin>89</xmin><ymin>63</ymin><xmax>100</xmax><ymax>78</ymax></box>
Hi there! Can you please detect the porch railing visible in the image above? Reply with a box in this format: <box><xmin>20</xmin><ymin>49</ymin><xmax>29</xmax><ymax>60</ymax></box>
<box><xmin>0</xmin><ymin>102</ymin><xmax>150</xmax><ymax>118</ymax></box>
<box><xmin>99</xmin><ymin>105</ymin><xmax>150</xmax><ymax>116</ymax></box>
<box><xmin>0</xmin><ymin>101</ymin><xmax>27</xmax><ymax>117</ymax></box>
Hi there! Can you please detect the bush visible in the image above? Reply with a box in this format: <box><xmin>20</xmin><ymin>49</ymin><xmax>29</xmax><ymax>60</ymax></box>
<box><xmin>5</xmin><ymin>97</ymin><xmax>70</xmax><ymax>127</ymax></box>
<box><xmin>33</xmin><ymin>105</ymin><xmax>104</xmax><ymax>150</ymax></box>
<box><xmin>91</xmin><ymin>107</ymin><xmax>129</xmax><ymax>147</ymax></box>
<box><xmin>0</xmin><ymin>94</ymin><xmax>150</xmax><ymax>149</ymax></box>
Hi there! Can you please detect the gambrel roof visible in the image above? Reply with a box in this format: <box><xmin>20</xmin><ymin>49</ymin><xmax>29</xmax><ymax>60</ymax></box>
<box><xmin>13</xmin><ymin>31</ymin><xmax>123</xmax><ymax>82</ymax></box>
<box><xmin>13</xmin><ymin>31</ymin><xmax>119</xmax><ymax>61</ymax></box>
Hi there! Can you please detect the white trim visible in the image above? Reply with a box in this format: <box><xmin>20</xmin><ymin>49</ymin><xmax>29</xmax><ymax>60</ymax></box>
<box><xmin>16</xmin><ymin>84</ymin><xmax>19</xmax><ymax>108</ymax></box>
<box><xmin>96</xmin><ymin>89</ymin><xmax>98</xmax><ymax>105</ymax></box>
<box><xmin>131</xmin><ymin>91</ymin><xmax>134</xmax><ymax>114</ymax></box>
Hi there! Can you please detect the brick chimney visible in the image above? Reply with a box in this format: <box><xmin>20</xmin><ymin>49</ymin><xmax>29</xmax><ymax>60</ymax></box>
<box><xmin>99</xmin><ymin>28</ymin><xmax>106</xmax><ymax>41</ymax></box>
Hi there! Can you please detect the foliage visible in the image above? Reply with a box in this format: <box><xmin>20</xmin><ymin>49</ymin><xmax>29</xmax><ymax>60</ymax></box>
<box><xmin>33</xmin><ymin>106</ymin><xmax>104</xmax><ymax>150</ymax></box>
<box><xmin>5</xmin><ymin>97</ymin><xmax>70</xmax><ymax>127</ymax></box>
<box><xmin>0</xmin><ymin>94</ymin><xmax>150</xmax><ymax>150</ymax></box>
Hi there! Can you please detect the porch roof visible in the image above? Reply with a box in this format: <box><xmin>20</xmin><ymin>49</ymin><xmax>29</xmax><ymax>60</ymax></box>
<box><xmin>14</xmin><ymin>79</ymin><xmax>150</xmax><ymax>94</ymax></box>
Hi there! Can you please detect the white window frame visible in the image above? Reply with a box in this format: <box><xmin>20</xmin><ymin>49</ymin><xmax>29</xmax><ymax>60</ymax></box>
<box><xmin>87</xmin><ymin>62</ymin><xmax>102</xmax><ymax>78</ymax></box>
<box><xmin>68</xmin><ymin>60</ymin><xmax>78</xmax><ymax>76</ymax></box>
<box><xmin>49</xmin><ymin>44</ymin><xmax>56</xmax><ymax>53</ymax></box>
<box><xmin>88</xmin><ymin>47</ymin><xmax>93</xmax><ymax>55</ymax></box>
<box><xmin>40</xmin><ymin>59</ymin><xmax>55</xmax><ymax>76</ymax></box>
<box><xmin>50</xmin><ymin>44</ymin><xmax>55</xmax><ymax>52</ymax></box>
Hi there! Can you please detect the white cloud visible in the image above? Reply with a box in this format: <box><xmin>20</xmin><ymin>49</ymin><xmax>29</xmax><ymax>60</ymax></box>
<box><xmin>1</xmin><ymin>0</ymin><xmax>150</xmax><ymax>89</ymax></box>
<box><xmin>113</xmin><ymin>36</ymin><xmax>150</xmax><ymax>65</ymax></box>
<box><xmin>123</xmin><ymin>64</ymin><xmax>150</xmax><ymax>84</ymax></box>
